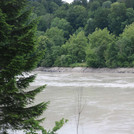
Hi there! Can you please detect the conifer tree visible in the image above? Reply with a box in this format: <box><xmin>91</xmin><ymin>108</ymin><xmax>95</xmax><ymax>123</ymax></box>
<box><xmin>0</xmin><ymin>0</ymin><xmax>48</xmax><ymax>133</ymax></box>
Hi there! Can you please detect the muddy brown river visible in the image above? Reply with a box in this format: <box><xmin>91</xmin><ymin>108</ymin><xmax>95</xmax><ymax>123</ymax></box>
<box><xmin>9</xmin><ymin>71</ymin><xmax>134</xmax><ymax>134</ymax></box>
<box><xmin>29</xmin><ymin>71</ymin><xmax>134</xmax><ymax>134</ymax></box>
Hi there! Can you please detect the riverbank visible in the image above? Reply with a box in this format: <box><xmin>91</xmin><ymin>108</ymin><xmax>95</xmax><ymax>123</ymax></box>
<box><xmin>35</xmin><ymin>67</ymin><xmax>134</xmax><ymax>73</ymax></box>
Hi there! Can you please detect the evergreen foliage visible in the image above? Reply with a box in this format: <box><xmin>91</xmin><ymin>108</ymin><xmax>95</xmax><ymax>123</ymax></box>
<box><xmin>0</xmin><ymin>0</ymin><xmax>67</xmax><ymax>134</ymax></box>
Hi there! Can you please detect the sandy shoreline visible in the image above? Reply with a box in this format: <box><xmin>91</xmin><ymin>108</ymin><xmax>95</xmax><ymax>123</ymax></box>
<box><xmin>34</xmin><ymin>67</ymin><xmax>134</xmax><ymax>73</ymax></box>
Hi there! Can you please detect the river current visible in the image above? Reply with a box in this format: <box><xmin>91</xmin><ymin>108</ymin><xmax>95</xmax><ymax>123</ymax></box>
<box><xmin>29</xmin><ymin>71</ymin><xmax>134</xmax><ymax>134</ymax></box>
<box><xmin>8</xmin><ymin>71</ymin><xmax>134</xmax><ymax>134</ymax></box>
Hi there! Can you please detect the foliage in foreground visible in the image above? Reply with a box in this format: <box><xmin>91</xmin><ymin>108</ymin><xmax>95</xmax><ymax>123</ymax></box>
<box><xmin>0</xmin><ymin>0</ymin><xmax>66</xmax><ymax>133</ymax></box>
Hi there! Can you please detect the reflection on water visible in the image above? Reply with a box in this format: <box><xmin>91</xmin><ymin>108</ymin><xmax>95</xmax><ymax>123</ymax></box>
<box><xmin>32</xmin><ymin>71</ymin><xmax>134</xmax><ymax>134</ymax></box>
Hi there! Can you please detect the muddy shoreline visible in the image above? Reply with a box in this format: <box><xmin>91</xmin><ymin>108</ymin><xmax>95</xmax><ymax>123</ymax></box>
<box><xmin>34</xmin><ymin>67</ymin><xmax>134</xmax><ymax>73</ymax></box>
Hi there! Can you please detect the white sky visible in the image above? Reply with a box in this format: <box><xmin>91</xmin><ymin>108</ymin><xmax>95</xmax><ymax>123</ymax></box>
<box><xmin>63</xmin><ymin>0</ymin><xmax>74</xmax><ymax>3</ymax></box>
<box><xmin>63</xmin><ymin>0</ymin><xmax>89</xmax><ymax>4</ymax></box>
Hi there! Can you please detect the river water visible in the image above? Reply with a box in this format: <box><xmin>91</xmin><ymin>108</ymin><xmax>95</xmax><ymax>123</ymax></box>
<box><xmin>30</xmin><ymin>71</ymin><xmax>134</xmax><ymax>134</ymax></box>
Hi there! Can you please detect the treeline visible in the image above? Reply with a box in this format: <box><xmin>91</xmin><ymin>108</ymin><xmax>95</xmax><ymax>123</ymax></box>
<box><xmin>28</xmin><ymin>0</ymin><xmax>134</xmax><ymax>68</ymax></box>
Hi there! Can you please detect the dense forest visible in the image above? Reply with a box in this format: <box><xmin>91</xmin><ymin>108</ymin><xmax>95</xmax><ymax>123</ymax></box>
<box><xmin>0</xmin><ymin>1</ymin><xmax>134</xmax><ymax>133</ymax></box>
<box><xmin>28</xmin><ymin>0</ymin><xmax>134</xmax><ymax>68</ymax></box>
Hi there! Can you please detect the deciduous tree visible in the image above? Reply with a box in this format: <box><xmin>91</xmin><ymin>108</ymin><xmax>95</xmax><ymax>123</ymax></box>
<box><xmin>86</xmin><ymin>28</ymin><xmax>115</xmax><ymax>67</ymax></box>
<box><xmin>61</xmin><ymin>31</ymin><xmax>88</xmax><ymax>65</ymax></box>
<box><xmin>108</xmin><ymin>2</ymin><xmax>126</xmax><ymax>35</ymax></box>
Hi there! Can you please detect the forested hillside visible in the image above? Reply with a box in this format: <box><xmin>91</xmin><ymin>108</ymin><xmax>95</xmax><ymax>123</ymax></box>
<box><xmin>28</xmin><ymin>0</ymin><xmax>134</xmax><ymax>68</ymax></box>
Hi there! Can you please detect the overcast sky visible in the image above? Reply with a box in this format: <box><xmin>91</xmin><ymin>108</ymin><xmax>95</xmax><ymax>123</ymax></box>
<box><xmin>63</xmin><ymin>0</ymin><xmax>73</xmax><ymax>3</ymax></box>
<box><xmin>63</xmin><ymin>0</ymin><xmax>89</xmax><ymax>4</ymax></box>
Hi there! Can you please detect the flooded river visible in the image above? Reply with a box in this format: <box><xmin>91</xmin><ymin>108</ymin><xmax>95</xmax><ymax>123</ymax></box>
<box><xmin>31</xmin><ymin>71</ymin><xmax>134</xmax><ymax>134</ymax></box>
